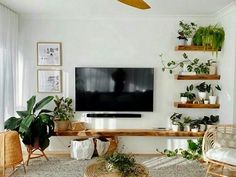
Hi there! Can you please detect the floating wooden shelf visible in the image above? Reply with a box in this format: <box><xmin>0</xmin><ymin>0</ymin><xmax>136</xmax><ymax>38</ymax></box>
<box><xmin>54</xmin><ymin>129</ymin><xmax>205</xmax><ymax>137</ymax></box>
<box><xmin>174</xmin><ymin>102</ymin><xmax>220</xmax><ymax>109</ymax></box>
<box><xmin>175</xmin><ymin>45</ymin><xmax>221</xmax><ymax>51</ymax></box>
<box><xmin>175</xmin><ymin>74</ymin><xmax>221</xmax><ymax>80</ymax></box>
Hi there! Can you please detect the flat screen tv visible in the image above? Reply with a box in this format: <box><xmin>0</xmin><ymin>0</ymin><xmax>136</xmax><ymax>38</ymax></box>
<box><xmin>75</xmin><ymin>67</ymin><xmax>154</xmax><ymax>112</ymax></box>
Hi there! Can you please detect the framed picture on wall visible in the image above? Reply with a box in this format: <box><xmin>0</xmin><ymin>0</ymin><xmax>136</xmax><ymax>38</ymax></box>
<box><xmin>37</xmin><ymin>69</ymin><xmax>62</xmax><ymax>93</ymax></box>
<box><xmin>37</xmin><ymin>42</ymin><xmax>62</xmax><ymax>66</ymax></box>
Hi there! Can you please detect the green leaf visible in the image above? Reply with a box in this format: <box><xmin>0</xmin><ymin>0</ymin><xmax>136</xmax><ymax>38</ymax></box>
<box><xmin>27</xmin><ymin>96</ymin><xmax>36</xmax><ymax>113</ymax></box>
<box><xmin>169</xmin><ymin>70</ymin><xmax>173</xmax><ymax>74</ymax></box>
<box><xmin>4</xmin><ymin>117</ymin><xmax>22</xmax><ymax>130</ymax></box>
<box><xmin>39</xmin><ymin>109</ymin><xmax>52</xmax><ymax>115</ymax></box>
<box><xmin>16</xmin><ymin>111</ymin><xmax>29</xmax><ymax>118</ymax></box>
<box><xmin>19</xmin><ymin>115</ymin><xmax>34</xmax><ymax>134</ymax></box>
<box><xmin>33</xmin><ymin>96</ymin><xmax>54</xmax><ymax>113</ymax></box>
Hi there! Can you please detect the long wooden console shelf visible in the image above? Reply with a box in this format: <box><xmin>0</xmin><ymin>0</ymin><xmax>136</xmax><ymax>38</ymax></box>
<box><xmin>53</xmin><ymin>129</ymin><xmax>205</xmax><ymax>137</ymax></box>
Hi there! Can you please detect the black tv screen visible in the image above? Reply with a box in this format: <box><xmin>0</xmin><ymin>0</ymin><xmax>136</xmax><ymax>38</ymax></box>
<box><xmin>75</xmin><ymin>67</ymin><xmax>154</xmax><ymax>112</ymax></box>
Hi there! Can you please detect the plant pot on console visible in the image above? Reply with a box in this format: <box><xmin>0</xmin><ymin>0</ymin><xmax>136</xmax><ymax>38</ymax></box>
<box><xmin>54</xmin><ymin>119</ymin><xmax>70</xmax><ymax>131</ymax></box>
<box><xmin>53</xmin><ymin>95</ymin><xmax>74</xmax><ymax>131</ymax></box>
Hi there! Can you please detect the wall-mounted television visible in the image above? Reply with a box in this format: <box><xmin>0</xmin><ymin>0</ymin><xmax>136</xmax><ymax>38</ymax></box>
<box><xmin>75</xmin><ymin>67</ymin><xmax>154</xmax><ymax>112</ymax></box>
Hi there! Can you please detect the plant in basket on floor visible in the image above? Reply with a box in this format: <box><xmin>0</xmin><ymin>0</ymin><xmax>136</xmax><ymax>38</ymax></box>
<box><xmin>99</xmin><ymin>151</ymin><xmax>148</xmax><ymax>177</ymax></box>
<box><xmin>53</xmin><ymin>95</ymin><xmax>74</xmax><ymax>131</ymax></box>
<box><xmin>4</xmin><ymin>96</ymin><xmax>54</xmax><ymax>151</ymax></box>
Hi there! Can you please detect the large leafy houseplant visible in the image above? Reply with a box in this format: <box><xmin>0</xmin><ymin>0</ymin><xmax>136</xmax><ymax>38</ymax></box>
<box><xmin>4</xmin><ymin>96</ymin><xmax>54</xmax><ymax>150</ymax></box>
<box><xmin>193</xmin><ymin>25</ymin><xmax>225</xmax><ymax>56</ymax></box>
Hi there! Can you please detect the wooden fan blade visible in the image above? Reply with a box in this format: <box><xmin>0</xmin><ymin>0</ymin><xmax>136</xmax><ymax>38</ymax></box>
<box><xmin>118</xmin><ymin>0</ymin><xmax>151</xmax><ymax>9</ymax></box>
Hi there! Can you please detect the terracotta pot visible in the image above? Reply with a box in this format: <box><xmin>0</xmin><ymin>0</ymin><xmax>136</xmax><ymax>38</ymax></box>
<box><xmin>54</xmin><ymin>120</ymin><xmax>70</xmax><ymax>131</ymax></box>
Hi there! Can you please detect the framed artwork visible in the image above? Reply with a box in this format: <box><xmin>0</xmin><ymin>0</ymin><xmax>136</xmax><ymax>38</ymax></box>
<box><xmin>37</xmin><ymin>42</ymin><xmax>62</xmax><ymax>66</ymax></box>
<box><xmin>37</xmin><ymin>69</ymin><xmax>62</xmax><ymax>93</ymax></box>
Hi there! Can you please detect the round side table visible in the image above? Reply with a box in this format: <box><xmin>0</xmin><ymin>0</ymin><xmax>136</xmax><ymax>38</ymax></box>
<box><xmin>84</xmin><ymin>162</ymin><xmax>148</xmax><ymax>177</ymax></box>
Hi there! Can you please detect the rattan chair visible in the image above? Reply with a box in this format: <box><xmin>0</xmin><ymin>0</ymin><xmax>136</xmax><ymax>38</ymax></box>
<box><xmin>203</xmin><ymin>124</ymin><xmax>236</xmax><ymax>177</ymax></box>
<box><xmin>0</xmin><ymin>131</ymin><xmax>26</xmax><ymax>177</ymax></box>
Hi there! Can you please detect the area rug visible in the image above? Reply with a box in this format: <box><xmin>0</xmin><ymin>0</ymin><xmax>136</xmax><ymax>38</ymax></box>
<box><xmin>12</xmin><ymin>155</ymin><xmax>206</xmax><ymax>177</ymax></box>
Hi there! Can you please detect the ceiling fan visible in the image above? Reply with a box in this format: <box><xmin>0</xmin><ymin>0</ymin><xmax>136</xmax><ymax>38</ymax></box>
<box><xmin>118</xmin><ymin>0</ymin><xmax>151</xmax><ymax>10</ymax></box>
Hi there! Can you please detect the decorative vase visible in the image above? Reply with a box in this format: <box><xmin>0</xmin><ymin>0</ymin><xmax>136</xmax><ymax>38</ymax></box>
<box><xmin>172</xmin><ymin>124</ymin><xmax>179</xmax><ymax>132</ymax></box>
<box><xmin>186</xmin><ymin>38</ymin><xmax>192</xmax><ymax>45</ymax></box>
<box><xmin>209</xmin><ymin>96</ymin><xmax>217</xmax><ymax>104</ymax></box>
<box><xmin>180</xmin><ymin>97</ymin><xmax>188</xmax><ymax>104</ymax></box>
<box><xmin>198</xmin><ymin>92</ymin><xmax>207</xmax><ymax>100</ymax></box>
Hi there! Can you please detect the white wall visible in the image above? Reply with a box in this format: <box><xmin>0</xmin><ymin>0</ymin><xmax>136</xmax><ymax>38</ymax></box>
<box><xmin>216</xmin><ymin>3</ymin><xmax>236</xmax><ymax>124</ymax></box>
<box><xmin>18</xmin><ymin>8</ymin><xmax>235</xmax><ymax>153</ymax></box>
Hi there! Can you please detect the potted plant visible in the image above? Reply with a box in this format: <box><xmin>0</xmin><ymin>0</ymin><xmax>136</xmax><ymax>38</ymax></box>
<box><xmin>170</xmin><ymin>113</ymin><xmax>184</xmax><ymax>131</ymax></box>
<box><xmin>53</xmin><ymin>95</ymin><xmax>74</xmax><ymax>131</ymax></box>
<box><xmin>183</xmin><ymin>116</ymin><xmax>192</xmax><ymax>131</ymax></box>
<box><xmin>195</xmin><ymin>82</ymin><xmax>211</xmax><ymax>101</ymax></box>
<box><xmin>201</xmin><ymin>115</ymin><xmax>219</xmax><ymax>130</ymax></box>
<box><xmin>206</xmin><ymin>60</ymin><xmax>217</xmax><ymax>75</ymax></box>
<box><xmin>190</xmin><ymin>120</ymin><xmax>200</xmax><ymax>132</ymax></box>
<box><xmin>4</xmin><ymin>96</ymin><xmax>54</xmax><ymax>151</ymax></box>
<box><xmin>100</xmin><ymin>151</ymin><xmax>148</xmax><ymax>177</ymax></box>
<box><xmin>193</xmin><ymin>25</ymin><xmax>225</xmax><ymax>57</ymax></box>
<box><xmin>209</xmin><ymin>85</ymin><xmax>221</xmax><ymax>104</ymax></box>
<box><xmin>180</xmin><ymin>84</ymin><xmax>196</xmax><ymax>103</ymax></box>
<box><xmin>160</xmin><ymin>53</ymin><xmax>209</xmax><ymax>75</ymax></box>
<box><xmin>178</xmin><ymin>21</ymin><xmax>197</xmax><ymax>45</ymax></box>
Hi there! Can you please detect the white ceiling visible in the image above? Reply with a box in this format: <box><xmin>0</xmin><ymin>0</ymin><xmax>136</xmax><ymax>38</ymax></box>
<box><xmin>0</xmin><ymin>0</ymin><xmax>235</xmax><ymax>17</ymax></box>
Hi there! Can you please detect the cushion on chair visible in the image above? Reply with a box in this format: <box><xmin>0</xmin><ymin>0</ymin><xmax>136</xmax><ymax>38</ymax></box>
<box><xmin>215</xmin><ymin>131</ymin><xmax>236</xmax><ymax>148</ymax></box>
<box><xmin>206</xmin><ymin>147</ymin><xmax>236</xmax><ymax>166</ymax></box>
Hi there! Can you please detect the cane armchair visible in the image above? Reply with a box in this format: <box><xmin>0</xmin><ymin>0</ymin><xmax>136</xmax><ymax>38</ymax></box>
<box><xmin>203</xmin><ymin>124</ymin><xmax>236</xmax><ymax>177</ymax></box>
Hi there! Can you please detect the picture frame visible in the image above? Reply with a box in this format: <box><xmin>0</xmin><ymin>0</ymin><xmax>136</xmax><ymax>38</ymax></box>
<box><xmin>37</xmin><ymin>69</ymin><xmax>62</xmax><ymax>93</ymax></box>
<box><xmin>37</xmin><ymin>42</ymin><xmax>62</xmax><ymax>66</ymax></box>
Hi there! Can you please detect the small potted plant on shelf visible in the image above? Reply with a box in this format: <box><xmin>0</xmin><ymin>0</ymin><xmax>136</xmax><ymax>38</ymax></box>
<box><xmin>209</xmin><ymin>85</ymin><xmax>221</xmax><ymax>104</ymax></box>
<box><xmin>201</xmin><ymin>115</ymin><xmax>219</xmax><ymax>130</ymax></box>
<box><xmin>180</xmin><ymin>84</ymin><xmax>196</xmax><ymax>104</ymax></box>
<box><xmin>178</xmin><ymin>21</ymin><xmax>197</xmax><ymax>46</ymax></box>
<box><xmin>183</xmin><ymin>116</ymin><xmax>192</xmax><ymax>131</ymax></box>
<box><xmin>190</xmin><ymin>120</ymin><xmax>200</xmax><ymax>132</ymax></box>
<box><xmin>195</xmin><ymin>82</ymin><xmax>211</xmax><ymax>101</ymax></box>
<box><xmin>170</xmin><ymin>113</ymin><xmax>184</xmax><ymax>131</ymax></box>
<box><xmin>53</xmin><ymin>95</ymin><xmax>74</xmax><ymax>131</ymax></box>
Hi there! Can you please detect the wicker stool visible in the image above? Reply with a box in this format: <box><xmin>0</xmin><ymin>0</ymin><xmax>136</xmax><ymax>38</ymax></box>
<box><xmin>0</xmin><ymin>131</ymin><xmax>26</xmax><ymax>177</ymax></box>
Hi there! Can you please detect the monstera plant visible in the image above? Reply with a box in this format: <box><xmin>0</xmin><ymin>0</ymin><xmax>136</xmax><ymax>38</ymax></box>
<box><xmin>4</xmin><ymin>96</ymin><xmax>54</xmax><ymax>150</ymax></box>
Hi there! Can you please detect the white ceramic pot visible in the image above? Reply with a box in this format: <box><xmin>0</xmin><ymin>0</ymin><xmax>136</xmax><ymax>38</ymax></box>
<box><xmin>209</xmin><ymin>96</ymin><xmax>217</xmax><ymax>104</ymax></box>
<box><xmin>191</xmin><ymin>128</ymin><xmax>199</xmax><ymax>132</ymax></box>
<box><xmin>172</xmin><ymin>124</ymin><xmax>179</xmax><ymax>132</ymax></box>
<box><xmin>177</xmin><ymin>39</ymin><xmax>187</xmax><ymax>46</ymax></box>
<box><xmin>184</xmin><ymin>124</ymin><xmax>191</xmax><ymax>132</ymax></box>
<box><xmin>198</xmin><ymin>92</ymin><xmax>207</xmax><ymax>100</ymax></box>
<box><xmin>199</xmin><ymin>124</ymin><xmax>206</xmax><ymax>131</ymax></box>
<box><xmin>204</xmin><ymin>100</ymin><xmax>209</xmax><ymax>104</ymax></box>
<box><xmin>209</xmin><ymin>65</ymin><xmax>217</xmax><ymax>75</ymax></box>
<box><xmin>186</xmin><ymin>38</ymin><xmax>192</xmax><ymax>45</ymax></box>
<box><xmin>180</xmin><ymin>97</ymin><xmax>188</xmax><ymax>104</ymax></box>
